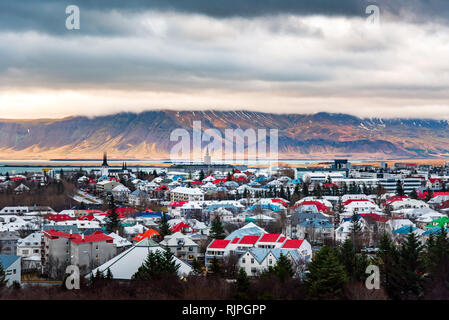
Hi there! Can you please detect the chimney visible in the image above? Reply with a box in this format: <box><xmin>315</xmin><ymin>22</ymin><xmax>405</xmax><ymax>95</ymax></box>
<box><xmin>82</xmin><ymin>233</ymin><xmax>85</xmax><ymax>240</ymax></box>
<box><xmin>70</xmin><ymin>229</ymin><xmax>73</xmax><ymax>235</ymax></box>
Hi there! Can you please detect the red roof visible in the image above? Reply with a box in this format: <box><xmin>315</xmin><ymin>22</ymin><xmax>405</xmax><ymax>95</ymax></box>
<box><xmin>208</xmin><ymin>239</ymin><xmax>230</xmax><ymax>249</ymax></box>
<box><xmin>11</xmin><ymin>176</ymin><xmax>26</xmax><ymax>181</ymax></box>
<box><xmin>417</xmin><ymin>191</ymin><xmax>449</xmax><ymax>199</ymax></box>
<box><xmin>213</xmin><ymin>179</ymin><xmax>227</xmax><ymax>184</ymax></box>
<box><xmin>385</xmin><ymin>195</ymin><xmax>408</xmax><ymax>205</ymax></box>
<box><xmin>282</xmin><ymin>239</ymin><xmax>304</xmax><ymax>249</ymax></box>
<box><xmin>77</xmin><ymin>215</ymin><xmax>96</xmax><ymax>221</ymax></box>
<box><xmin>429</xmin><ymin>178</ymin><xmax>442</xmax><ymax>183</ymax></box>
<box><xmin>238</xmin><ymin>235</ymin><xmax>261</xmax><ymax>245</ymax></box>
<box><xmin>46</xmin><ymin>214</ymin><xmax>73</xmax><ymax>221</ymax></box>
<box><xmin>44</xmin><ymin>229</ymin><xmax>113</xmax><ymax>244</ymax></box>
<box><xmin>342</xmin><ymin>199</ymin><xmax>373</xmax><ymax>206</ymax></box>
<box><xmin>359</xmin><ymin>213</ymin><xmax>389</xmax><ymax>223</ymax></box>
<box><xmin>170</xmin><ymin>222</ymin><xmax>196</xmax><ymax>233</ymax></box>
<box><xmin>71</xmin><ymin>231</ymin><xmax>113</xmax><ymax>244</ymax></box>
<box><xmin>258</xmin><ymin>234</ymin><xmax>281</xmax><ymax>243</ymax></box>
<box><xmin>44</xmin><ymin>229</ymin><xmax>78</xmax><ymax>239</ymax></box>
<box><xmin>271</xmin><ymin>199</ymin><xmax>288</xmax><ymax>206</ymax></box>
<box><xmin>192</xmin><ymin>181</ymin><xmax>204</xmax><ymax>185</ymax></box>
<box><xmin>154</xmin><ymin>186</ymin><xmax>168</xmax><ymax>191</ymax></box>
<box><xmin>292</xmin><ymin>201</ymin><xmax>328</xmax><ymax>212</ymax></box>
<box><xmin>168</xmin><ymin>201</ymin><xmax>189</xmax><ymax>207</ymax></box>
<box><xmin>88</xmin><ymin>178</ymin><xmax>97</xmax><ymax>183</ymax></box>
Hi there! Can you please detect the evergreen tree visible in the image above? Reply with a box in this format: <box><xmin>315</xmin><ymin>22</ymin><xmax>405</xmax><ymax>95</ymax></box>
<box><xmin>192</xmin><ymin>258</ymin><xmax>204</xmax><ymax>275</ymax></box>
<box><xmin>337</xmin><ymin>239</ymin><xmax>369</xmax><ymax>282</ymax></box>
<box><xmin>302</xmin><ymin>183</ymin><xmax>309</xmax><ymax>197</ymax></box>
<box><xmin>425</xmin><ymin>187</ymin><xmax>433</xmax><ymax>202</ymax></box>
<box><xmin>425</xmin><ymin>229</ymin><xmax>449</xmax><ymax>290</ymax></box>
<box><xmin>313</xmin><ymin>183</ymin><xmax>323</xmax><ymax>199</ymax></box>
<box><xmin>410</xmin><ymin>188</ymin><xmax>418</xmax><ymax>200</ymax></box>
<box><xmin>349</xmin><ymin>213</ymin><xmax>363</xmax><ymax>249</ymax></box>
<box><xmin>279</xmin><ymin>186</ymin><xmax>286</xmax><ymax>200</ymax></box>
<box><xmin>305</xmin><ymin>246</ymin><xmax>348</xmax><ymax>299</ymax></box>
<box><xmin>132</xmin><ymin>249</ymin><xmax>180</xmax><ymax>280</ymax></box>
<box><xmin>210</xmin><ymin>216</ymin><xmax>226</xmax><ymax>240</ymax></box>
<box><xmin>274</xmin><ymin>253</ymin><xmax>295</xmax><ymax>282</ymax></box>
<box><xmin>398</xmin><ymin>228</ymin><xmax>425</xmax><ymax>299</ymax></box>
<box><xmin>396</xmin><ymin>180</ymin><xmax>405</xmax><ymax>196</ymax></box>
<box><xmin>159</xmin><ymin>213</ymin><xmax>172</xmax><ymax>237</ymax></box>
<box><xmin>209</xmin><ymin>256</ymin><xmax>222</xmax><ymax>276</ymax></box>
<box><xmin>199</xmin><ymin>170</ymin><xmax>205</xmax><ymax>181</ymax></box>
<box><xmin>105</xmin><ymin>195</ymin><xmax>120</xmax><ymax>234</ymax></box>
<box><xmin>375</xmin><ymin>234</ymin><xmax>401</xmax><ymax>299</ymax></box>
<box><xmin>234</xmin><ymin>268</ymin><xmax>250</xmax><ymax>300</ymax></box>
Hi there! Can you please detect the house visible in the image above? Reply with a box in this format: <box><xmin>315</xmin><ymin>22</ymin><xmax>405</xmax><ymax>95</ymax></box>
<box><xmin>0</xmin><ymin>255</ymin><xmax>21</xmax><ymax>286</ymax></box>
<box><xmin>87</xmin><ymin>238</ymin><xmax>192</xmax><ymax>280</ymax></box>
<box><xmin>128</xmin><ymin>189</ymin><xmax>149</xmax><ymax>206</ymax></box>
<box><xmin>170</xmin><ymin>186</ymin><xmax>204</xmax><ymax>202</ymax></box>
<box><xmin>111</xmin><ymin>184</ymin><xmax>131</xmax><ymax>202</ymax></box>
<box><xmin>16</xmin><ymin>232</ymin><xmax>43</xmax><ymax>271</ymax></box>
<box><xmin>42</xmin><ymin>230</ymin><xmax>116</xmax><ymax>277</ymax></box>
<box><xmin>238</xmin><ymin>248</ymin><xmax>304</xmax><ymax>277</ymax></box>
<box><xmin>297</xmin><ymin>218</ymin><xmax>334</xmax><ymax>243</ymax></box>
<box><xmin>108</xmin><ymin>232</ymin><xmax>132</xmax><ymax>253</ymax></box>
<box><xmin>205</xmin><ymin>222</ymin><xmax>311</xmax><ymax>269</ymax></box>
<box><xmin>14</xmin><ymin>183</ymin><xmax>30</xmax><ymax>193</ymax></box>
<box><xmin>160</xmin><ymin>232</ymin><xmax>200</xmax><ymax>263</ymax></box>
<box><xmin>96</xmin><ymin>180</ymin><xmax>120</xmax><ymax>194</ymax></box>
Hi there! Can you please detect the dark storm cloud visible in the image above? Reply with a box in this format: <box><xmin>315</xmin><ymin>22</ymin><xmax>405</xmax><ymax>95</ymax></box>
<box><xmin>0</xmin><ymin>0</ymin><xmax>384</xmax><ymax>35</ymax></box>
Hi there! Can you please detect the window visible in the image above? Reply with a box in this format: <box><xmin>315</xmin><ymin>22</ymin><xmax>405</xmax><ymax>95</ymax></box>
<box><xmin>242</xmin><ymin>258</ymin><xmax>246</xmax><ymax>264</ymax></box>
<box><xmin>33</xmin><ymin>249</ymin><xmax>39</xmax><ymax>254</ymax></box>
<box><xmin>22</xmin><ymin>250</ymin><xmax>29</xmax><ymax>255</ymax></box>
<box><xmin>251</xmin><ymin>258</ymin><xmax>254</xmax><ymax>264</ymax></box>
<box><xmin>269</xmin><ymin>259</ymin><xmax>272</xmax><ymax>264</ymax></box>
<box><xmin>13</xmin><ymin>269</ymin><xmax>16</xmax><ymax>274</ymax></box>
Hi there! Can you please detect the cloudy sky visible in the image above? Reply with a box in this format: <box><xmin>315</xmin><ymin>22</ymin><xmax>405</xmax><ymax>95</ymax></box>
<box><xmin>1</xmin><ymin>0</ymin><xmax>449</xmax><ymax>119</ymax></box>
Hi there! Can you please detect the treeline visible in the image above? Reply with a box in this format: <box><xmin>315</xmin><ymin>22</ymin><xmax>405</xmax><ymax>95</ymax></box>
<box><xmin>0</xmin><ymin>180</ymin><xmax>76</xmax><ymax>211</ymax></box>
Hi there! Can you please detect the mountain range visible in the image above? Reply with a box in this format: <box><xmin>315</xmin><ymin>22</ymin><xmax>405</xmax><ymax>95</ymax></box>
<box><xmin>1</xmin><ymin>110</ymin><xmax>449</xmax><ymax>160</ymax></box>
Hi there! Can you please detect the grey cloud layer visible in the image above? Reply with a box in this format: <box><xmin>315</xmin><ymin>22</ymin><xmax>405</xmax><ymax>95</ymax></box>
<box><xmin>1</xmin><ymin>1</ymin><xmax>449</xmax><ymax>119</ymax></box>
<box><xmin>2</xmin><ymin>0</ymin><xmax>449</xmax><ymax>35</ymax></box>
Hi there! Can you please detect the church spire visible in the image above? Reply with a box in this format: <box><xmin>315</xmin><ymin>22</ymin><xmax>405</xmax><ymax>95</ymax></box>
<box><xmin>102</xmin><ymin>152</ymin><xmax>109</xmax><ymax>167</ymax></box>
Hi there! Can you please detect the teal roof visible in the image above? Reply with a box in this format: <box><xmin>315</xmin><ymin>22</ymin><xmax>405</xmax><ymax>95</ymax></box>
<box><xmin>392</xmin><ymin>225</ymin><xmax>417</xmax><ymax>234</ymax></box>
<box><xmin>0</xmin><ymin>255</ymin><xmax>20</xmax><ymax>269</ymax></box>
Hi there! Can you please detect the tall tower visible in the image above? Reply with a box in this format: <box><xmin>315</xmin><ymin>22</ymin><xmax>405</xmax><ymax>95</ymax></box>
<box><xmin>101</xmin><ymin>152</ymin><xmax>109</xmax><ymax>176</ymax></box>
<box><xmin>204</xmin><ymin>147</ymin><xmax>211</xmax><ymax>165</ymax></box>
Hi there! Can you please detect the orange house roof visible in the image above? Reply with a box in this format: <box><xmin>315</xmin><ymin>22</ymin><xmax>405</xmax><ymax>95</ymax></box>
<box><xmin>133</xmin><ymin>228</ymin><xmax>160</xmax><ymax>242</ymax></box>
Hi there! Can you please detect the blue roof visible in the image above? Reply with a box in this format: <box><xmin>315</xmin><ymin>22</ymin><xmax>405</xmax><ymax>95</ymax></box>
<box><xmin>245</xmin><ymin>204</ymin><xmax>280</xmax><ymax>212</ymax></box>
<box><xmin>392</xmin><ymin>225</ymin><xmax>418</xmax><ymax>234</ymax></box>
<box><xmin>0</xmin><ymin>255</ymin><xmax>20</xmax><ymax>269</ymax></box>
<box><xmin>343</xmin><ymin>214</ymin><xmax>362</xmax><ymax>222</ymax></box>
<box><xmin>136</xmin><ymin>212</ymin><xmax>163</xmax><ymax>218</ymax></box>
<box><xmin>423</xmin><ymin>227</ymin><xmax>448</xmax><ymax>235</ymax></box>
<box><xmin>247</xmin><ymin>248</ymin><xmax>301</xmax><ymax>264</ymax></box>
<box><xmin>299</xmin><ymin>218</ymin><xmax>333</xmax><ymax>228</ymax></box>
